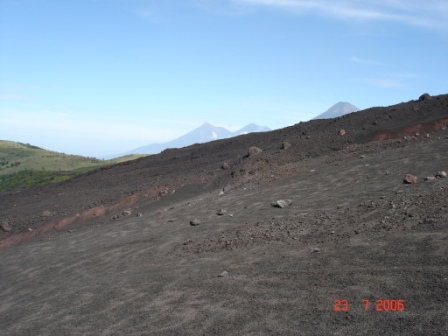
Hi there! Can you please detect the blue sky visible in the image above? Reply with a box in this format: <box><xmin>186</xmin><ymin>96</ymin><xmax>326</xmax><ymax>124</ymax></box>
<box><xmin>1</xmin><ymin>0</ymin><xmax>447</xmax><ymax>157</ymax></box>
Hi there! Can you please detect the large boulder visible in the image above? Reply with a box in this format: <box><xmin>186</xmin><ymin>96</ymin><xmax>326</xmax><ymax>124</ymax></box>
<box><xmin>248</xmin><ymin>146</ymin><xmax>262</xmax><ymax>156</ymax></box>
<box><xmin>190</xmin><ymin>219</ymin><xmax>201</xmax><ymax>226</ymax></box>
<box><xmin>122</xmin><ymin>210</ymin><xmax>132</xmax><ymax>216</ymax></box>
<box><xmin>1</xmin><ymin>220</ymin><xmax>12</xmax><ymax>232</ymax></box>
<box><xmin>281</xmin><ymin>141</ymin><xmax>291</xmax><ymax>150</ymax></box>
<box><xmin>419</xmin><ymin>93</ymin><xmax>431</xmax><ymax>101</ymax></box>
<box><xmin>403</xmin><ymin>174</ymin><xmax>417</xmax><ymax>184</ymax></box>
<box><xmin>270</xmin><ymin>199</ymin><xmax>293</xmax><ymax>208</ymax></box>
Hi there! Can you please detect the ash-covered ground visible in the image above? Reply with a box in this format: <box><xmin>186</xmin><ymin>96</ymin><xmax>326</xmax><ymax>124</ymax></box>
<box><xmin>1</xmin><ymin>94</ymin><xmax>447</xmax><ymax>335</ymax></box>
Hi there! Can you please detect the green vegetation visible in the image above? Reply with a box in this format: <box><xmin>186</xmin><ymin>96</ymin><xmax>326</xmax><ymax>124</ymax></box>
<box><xmin>0</xmin><ymin>140</ymin><xmax>149</xmax><ymax>191</ymax></box>
<box><xmin>0</xmin><ymin>168</ymin><xmax>91</xmax><ymax>191</ymax></box>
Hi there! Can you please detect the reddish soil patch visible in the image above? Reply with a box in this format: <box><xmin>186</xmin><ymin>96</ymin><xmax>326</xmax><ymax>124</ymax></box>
<box><xmin>373</xmin><ymin>117</ymin><xmax>448</xmax><ymax>141</ymax></box>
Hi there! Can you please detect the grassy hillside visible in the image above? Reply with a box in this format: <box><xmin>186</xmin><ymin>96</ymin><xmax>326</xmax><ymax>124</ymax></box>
<box><xmin>0</xmin><ymin>141</ymin><xmax>148</xmax><ymax>191</ymax></box>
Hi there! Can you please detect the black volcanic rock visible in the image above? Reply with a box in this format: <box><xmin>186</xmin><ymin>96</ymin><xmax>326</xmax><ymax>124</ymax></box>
<box><xmin>419</xmin><ymin>93</ymin><xmax>431</xmax><ymax>101</ymax></box>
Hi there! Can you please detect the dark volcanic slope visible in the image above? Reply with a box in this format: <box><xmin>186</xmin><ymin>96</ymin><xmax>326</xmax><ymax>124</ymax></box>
<box><xmin>1</xmin><ymin>94</ymin><xmax>447</xmax><ymax>243</ymax></box>
<box><xmin>0</xmin><ymin>94</ymin><xmax>448</xmax><ymax>335</ymax></box>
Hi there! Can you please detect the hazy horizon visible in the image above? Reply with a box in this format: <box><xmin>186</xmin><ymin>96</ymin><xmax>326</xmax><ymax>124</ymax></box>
<box><xmin>1</xmin><ymin>0</ymin><xmax>447</xmax><ymax>157</ymax></box>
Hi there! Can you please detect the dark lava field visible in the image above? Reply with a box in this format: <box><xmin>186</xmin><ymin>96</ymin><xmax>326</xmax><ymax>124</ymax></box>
<box><xmin>1</xmin><ymin>93</ymin><xmax>447</xmax><ymax>335</ymax></box>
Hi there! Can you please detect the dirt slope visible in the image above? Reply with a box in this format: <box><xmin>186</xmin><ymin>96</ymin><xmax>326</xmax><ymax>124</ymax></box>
<box><xmin>0</xmin><ymin>94</ymin><xmax>447</xmax><ymax>335</ymax></box>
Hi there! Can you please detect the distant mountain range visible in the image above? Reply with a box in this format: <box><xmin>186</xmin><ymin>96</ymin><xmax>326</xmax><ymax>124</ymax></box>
<box><xmin>312</xmin><ymin>102</ymin><xmax>360</xmax><ymax>120</ymax></box>
<box><xmin>105</xmin><ymin>102</ymin><xmax>359</xmax><ymax>158</ymax></box>
<box><xmin>107</xmin><ymin>122</ymin><xmax>270</xmax><ymax>158</ymax></box>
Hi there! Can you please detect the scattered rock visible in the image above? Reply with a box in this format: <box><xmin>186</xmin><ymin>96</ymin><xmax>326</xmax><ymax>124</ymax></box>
<box><xmin>419</xmin><ymin>93</ymin><xmax>431</xmax><ymax>101</ymax></box>
<box><xmin>270</xmin><ymin>199</ymin><xmax>292</xmax><ymax>208</ymax></box>
<box><xmin>41</xmin><ymin>210</ymin><xmax>56</xmax><ymax>217</ymax></box>
<box><xmin>157</xmin><ymin>208</ymin><xmax>169</xmax><ymax>215</ymax></box>
<box><xmin>158</xmin><ymin>189</ymin><xmax>169</xmax><ymax>197</ymax></box>
<box><xmin>67</xmin><ymin>230</ymin><xmax>76</xmax><ymax>234</ymax></box>
<box><xmin>360</xmin><ymin>155</ymin><xmax>366</xmax><ymax>159</ymax></box>
<box><xmin>218</xmin><ymin>271</ymin><xmax>228</xmax><ymax>277</ymax></box>
<box><xmin>424</xmin><ymin>176</ymin><xmax>436</xmax><ymax>182</ymax></box>
<box><xmin>122</xmin><ymin>210</ymin><xmax>132</xmax><ymax>216</ymax></box>
<box><xmin>311</xmin><ymin>247</ymin><xmax>320</xmax><ymax>253</ymax></box>
<box><xmin>218</xmin><ymin>190</ymin><xmax>225</xmax><ymax>196</ymax></box>
<box><xmin>190</xmin><ymin>219</ymin><xmax>201</xmax><ymax>226</ymax></box>
<box><xmin>281</xmin><ymin>141</ymin><xmax>291</xmax><ymax>150</ymax></box>
<box><xmin>403</xmin><ymin>174</ymin><xmax>417</xmax><ymax>184</ymax></box>
<box><xmin>247</xmin><ymin>146</ymin><xmax>262</xmax><ymax>156</ymax></box>
<box><xmin>436</xmin><ymin>171</ymin><xmax>447</xmax><ymax>178</ymax></box>
<box><xmin>1</xmin><ymin>221</ymin><xmax>12</xmax><ymax>232</ymax></box>
<box><xmin>217</xmin><ymin>209</ymin><xmax>227</xmax><ymax>215</ymax></box>
<box><xmin>136</xmin><ymin>213</ymin><xmax>143</xmax><ymax>217</ymax></box>
<box><xmin>339</xmin><ymin>129</ymin><xmax>346</xmax><ymax>136</ymax></box>
<box><xmin>221</xmin><ymin>162</ymin><xmax>230</xmax><ymax>170</ymax></box>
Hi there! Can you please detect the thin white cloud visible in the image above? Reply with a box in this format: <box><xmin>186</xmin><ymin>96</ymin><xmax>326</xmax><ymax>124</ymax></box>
<box><xmin>191</xmin><ymin>0</ymin><xmax>251</xmax><ymax>16</ymax></box>
<box><xmin>231</xmin><ymin>0</ymin><xmax>448</xmax><ymax>29</ymax></box>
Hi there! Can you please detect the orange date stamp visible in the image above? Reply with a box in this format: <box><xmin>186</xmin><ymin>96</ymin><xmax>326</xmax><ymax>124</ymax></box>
<box><xmin>334</xmin><ymin>299</ymin><xmax>405</xmax><ymax>312</ymax></box>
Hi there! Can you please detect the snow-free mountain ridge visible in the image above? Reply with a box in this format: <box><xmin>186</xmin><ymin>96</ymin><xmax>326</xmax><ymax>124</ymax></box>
<box><xmin>107</xmin><ymin>123</ymin><xmax>270</xmax><ymax>158</ymax></box>
<box><xmin>106</xmin><ymin>101</ymin><xmax>358</xmax><ymax>158</ymax></box>
<box><xmin>312</xmin><ymin>102</ymin><xmax>360</xmax><ymax>120</ymax></box>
